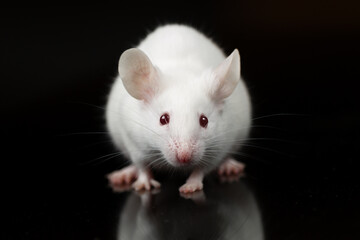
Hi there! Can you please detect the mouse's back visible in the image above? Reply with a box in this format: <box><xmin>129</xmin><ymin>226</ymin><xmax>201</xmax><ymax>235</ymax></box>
<box><xmin>137</xmin><ymin>24</ymin><xmax>226</xmax><ymax>75</ymax></box>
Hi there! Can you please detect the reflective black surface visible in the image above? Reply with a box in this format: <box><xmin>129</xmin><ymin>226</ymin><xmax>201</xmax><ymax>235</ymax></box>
<box><xmin>115</xmin><ymin>177</ymin><xmax>263</xmax><ymax>240</ymax></box>
<box><xmin>3</xmin><ymin>3</ymin><xmax>360</xmax><ymax>240</ymax></box>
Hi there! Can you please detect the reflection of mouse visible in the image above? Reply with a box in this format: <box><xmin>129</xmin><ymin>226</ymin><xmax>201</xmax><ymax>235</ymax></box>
<box><xmin>106</xmin><ymin>24</ymin><xmax>251</xmax><ymax>193</ymax></box>
<box><xmin>116</xmin><ymin>177</ymin><xmax>263</xmax><ymax>240</ymax></box>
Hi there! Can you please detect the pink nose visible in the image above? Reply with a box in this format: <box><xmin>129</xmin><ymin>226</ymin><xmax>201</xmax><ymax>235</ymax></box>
<box><xmin>176</xmin><ymin>151</ymin><xmax>192</xmax><ymax>163</ymax></box>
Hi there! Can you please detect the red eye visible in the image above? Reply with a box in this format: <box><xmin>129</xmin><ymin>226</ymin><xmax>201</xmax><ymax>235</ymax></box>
<box><xmin>199</xmin><ymin>115</ymin><xmax>208</xmax><ymax>128</ymax></box>
<box><xmin>160</xmin><ymin>113</ymin><xmax>170</xmax><ymax>125</ymax></box>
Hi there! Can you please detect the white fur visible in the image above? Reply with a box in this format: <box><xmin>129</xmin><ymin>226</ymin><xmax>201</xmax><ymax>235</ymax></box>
<box><xmin>106</xmin><ymin>24</ymin><xmax>251</xmax><ymax>174</ymax></box>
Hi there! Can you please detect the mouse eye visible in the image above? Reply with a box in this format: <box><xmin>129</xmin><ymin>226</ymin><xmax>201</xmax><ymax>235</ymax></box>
<box><xmin>160</xmin><ymin>113</ymin><xmax>170</xmax><ymax>125</ymax></box>
<box><xmin>199</xmin><ymin>114</ymin><xmax>208</xmax><ymax>128</ymax></box>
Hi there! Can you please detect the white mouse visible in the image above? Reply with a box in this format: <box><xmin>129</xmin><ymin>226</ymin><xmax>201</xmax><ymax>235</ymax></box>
<box><xmin>106</xmin><ymin>24</ymin><xmax>251</xmax><ymax>193</ymax></box>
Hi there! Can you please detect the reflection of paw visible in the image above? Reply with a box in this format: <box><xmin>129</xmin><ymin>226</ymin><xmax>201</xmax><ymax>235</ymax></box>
<box><xmin>219</xmin><ymin>174</ymin><xmax>242</xmax><ymax>183</ymax></box>
<box><xmin>135</xmin><ymin>188</ymin><xmax>161</xmax><ymax>207</ymax></box>
<box><xmin>107</xmin><ymin>165</ymin><xmax>138</xmax><ymax>186</ymax></box>
<box><xmin>110</xmin><ymin>183</ymin><xmax>133</xmax><ymax>193</ymax></box>
<box><xmin>179</xmin><ymin>181</ymin><xmax>203</xmax><ymax>193</ymax></box>
<box><xmin>180</xmin><ymin>190</ymin><xmax>206</xmax><ymax>204</ymax></box>
<box><xmin>132</xmin><ymin>177</ymin><xmax>161</xmax><ymax>191</ymax></box>
<box><xmin>218</xmin><ymin>158</ymin><xmax>245</xmax><ymax>176</ymax></box>
<box><xmin>134</xmin><ymin>187</ymin><xmax>161</xmax><ymax>196</ymax></box>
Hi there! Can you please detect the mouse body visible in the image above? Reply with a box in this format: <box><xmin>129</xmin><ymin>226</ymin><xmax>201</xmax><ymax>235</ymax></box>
<box><xmin>106</xmin><ymin>24</ymin><xmax>251</xmax><ymax>193</ymax></box>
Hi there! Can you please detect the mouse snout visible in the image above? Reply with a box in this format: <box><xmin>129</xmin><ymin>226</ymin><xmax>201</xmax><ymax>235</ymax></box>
<box><xmin>176</xmin><ymin>151</ymin><xmax>192</xmax><ymax>164</ymax></box>
<box><xmin>171</xmin><ymin>139</ymin><xmax>195</xmax><ymax>164</ymax></box>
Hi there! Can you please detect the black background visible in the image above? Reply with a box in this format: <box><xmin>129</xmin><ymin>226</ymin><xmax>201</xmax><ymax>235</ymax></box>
<box><xmin>2</xmin><ymin>1</ymin><xmax>360</xmax><ymax>239</ymax></box>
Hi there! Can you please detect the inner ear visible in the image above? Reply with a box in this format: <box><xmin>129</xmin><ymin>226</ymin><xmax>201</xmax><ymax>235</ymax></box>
<box><xmin>118</xmin><ymin>48</ymin><xmax>159</xmax><ymax>101</ymax></box>
<box><xmin>209</xmin><ymin>49</ymin><xmax>241</xmax><ymax>102</ymax></box>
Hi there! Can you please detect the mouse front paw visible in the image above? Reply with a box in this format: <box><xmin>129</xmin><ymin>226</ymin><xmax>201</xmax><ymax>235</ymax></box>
<box><xmin>132</xmin><ymin>178</ymin><xmax>161</xmax><ymax>191</ymax></box>
<box><xmin>179</xmin><ymin>181</ymin><xmax>203</xmax><ymax>193</ymax></box>
<box><xmin>132</xmin><ymin>169</ymin><xmax>161</xmax><ymax>191</ymax></box>
<box><xmin>107</xmin><ymin>164</ymin><xmax>138</xmax><ymax>186</ymax></box>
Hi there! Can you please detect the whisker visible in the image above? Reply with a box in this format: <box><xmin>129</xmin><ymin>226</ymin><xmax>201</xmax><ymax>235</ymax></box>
<box><xmin>251</xmin><ymin>113</ymin><xmax>308</xmax><ymax>121</ymax></box>
<box><xmin>204</xmin><ymin>141</ymin><xmax>292</xmax><ymax>157</ymax></box>
<box><xmin>57</xmin><ymin>132</ymin><xmax>109</xmax><ymax>137</ymax></box>
<box><xmin>207</xmin><ymin>137</ymin><xmax>299</xmax><ymax>146</ymax></box>
<box><xmin>74</xmin><ymin>101</ymin><xmax>169</xmax><ymax>144</ymax></box>
<box><xmin>240</xmin><ymin>143</ymin><xmax>297</xmax><ymax>158</ymax></box>
<box><xmin>79</xmin><ymin>152</ymin><xmax>123</xmax><ymax>166</ymax></box>
<box><xmin>69</xmin><ymin>101</ymin><xmax>106</xmax><ymax>111</ymax></box>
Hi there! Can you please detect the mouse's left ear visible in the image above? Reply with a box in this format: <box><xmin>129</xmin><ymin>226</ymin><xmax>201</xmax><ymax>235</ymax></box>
<box><xmin>208</xmin><ymin>49</ymin><xmax>240</xmax><ymax>102</ymax></box>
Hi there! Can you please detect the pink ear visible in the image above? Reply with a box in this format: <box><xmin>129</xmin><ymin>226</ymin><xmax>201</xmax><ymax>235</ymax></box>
<box><xmin>209</xmin><ymin>49</ymin><xmax>241</xmax><ymax>102</ymax></box>
<box><xmin>118</xmin><ymin>48</ymin><xmax>159</xmax><ymax>101</ymax></box>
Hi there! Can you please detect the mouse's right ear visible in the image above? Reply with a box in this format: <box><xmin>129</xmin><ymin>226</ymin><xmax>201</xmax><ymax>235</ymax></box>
<box><xmin>118</xmin><ymin>48</ymin><xmax>159</xmax><ymax>102</ymax></box>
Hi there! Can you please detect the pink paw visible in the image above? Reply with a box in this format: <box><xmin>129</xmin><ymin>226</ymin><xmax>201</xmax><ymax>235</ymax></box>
<box><xmin>107</xmin><ymin>165</ymin><xmax>138</xmax><ymax>186</ymax></box>
<box><xmin>132</xmin><ymin>173</ymin><xmax>161</xmax><ymax>191</ymax></box>
<box><xmin>218</xmin><ymin>158</ymin><xmax>245</xmax><ymax>176</ymax></box>
<box><xmin>179</xmin><ymin>181</ymin><xmax>203</xmax><ymax>193</ymax></box>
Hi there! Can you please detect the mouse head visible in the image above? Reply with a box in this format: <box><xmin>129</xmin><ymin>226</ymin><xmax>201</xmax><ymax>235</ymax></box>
<box><xmin>118</xmin><ymin>48</ymin><xmax>240</xmax><ymax>168</ymax></box>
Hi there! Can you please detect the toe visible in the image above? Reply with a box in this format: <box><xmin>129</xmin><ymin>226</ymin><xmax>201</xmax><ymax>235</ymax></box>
<box><xmin>179</xmin><ymin>182</ymin><xmax>203</xmax><ymax>193</ymax></box>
